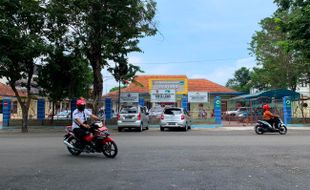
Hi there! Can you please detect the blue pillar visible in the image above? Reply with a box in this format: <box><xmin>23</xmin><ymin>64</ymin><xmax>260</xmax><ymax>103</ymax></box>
<box><xmin>70</xmin><ymin>98</ymin><xmax>77</xmax><ymax>119</ymax></box>
<box><xmin>181</xmin><ymin>94</ymin><xmax>188</xmax><ymax>111</ymax></box>
<box><xmin>139</xmin><ymin>98</ymin><xmax>145</xmax><ymax>107</ymax></box>
<box><xmin>105</xmin><ymin>98</ymin><xmax>112</xmax><ymax>120</ymax></box>
<box><xmin>214</xmin><ymin>96</ymin><xmax>222</xmax><ymax>124</ymax></box>
<box><xmin>283</xmin><ymin>96</ymin><xmax>292</xmax><ymax>125</ymax></box>
<box><xmin>3</xmin><ymin>98</ymin><xmax>11</xmax><ymax>127</ymax></box>
<box><xmin>37</xmin><ymin>99</ymin><xmax>45</xmax><ymax>120</ymax></box>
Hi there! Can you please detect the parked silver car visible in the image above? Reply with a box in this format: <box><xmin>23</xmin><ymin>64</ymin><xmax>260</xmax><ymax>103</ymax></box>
<box><xmin>117</xmin><ymin>105</ymin><xmax>149</xmax><ymax>132</ymax></box>
<box><xmin>53</xmin><ymin>110</ymin><xmax>71</xmax><ymax>120</ymax></box>
<box><xmin>149</xmin><ymin>106</ymin><xmax>164</xmax><ymax>118</ymax></box>
<box><xmin>160</xmin><ymin>107</ymin><xmax>191</xmax><ymax>131</ymax></box>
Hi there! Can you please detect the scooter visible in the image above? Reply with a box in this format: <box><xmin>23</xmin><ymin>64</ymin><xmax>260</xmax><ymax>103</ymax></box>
<box><xmin>64</xmin><ymin>121</ymin><xmax>118</xmax><ymax>158</ymax></box>
<box><xmin>254</xmin><ymin>115</ymin><xmax>287</xmax><ymax>135</ymax></box>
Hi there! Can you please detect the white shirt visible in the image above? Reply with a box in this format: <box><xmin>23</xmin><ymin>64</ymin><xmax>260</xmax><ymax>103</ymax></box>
<box><xmin>72</xmin><ymin>109</ymin><xmax>92</xmax><ymax>129</ymax></box>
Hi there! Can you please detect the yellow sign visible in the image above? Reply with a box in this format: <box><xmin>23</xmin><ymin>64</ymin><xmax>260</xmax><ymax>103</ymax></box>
<box><xmin>148</xmin><ymin>78</ymin><xmax>188</xmax><ymax>94</ymax></box>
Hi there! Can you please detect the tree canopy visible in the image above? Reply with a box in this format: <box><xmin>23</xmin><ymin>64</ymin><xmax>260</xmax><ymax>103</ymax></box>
<box><xmin>0</xmin><ymin>0</ymin><xmax>46</xmax><ymax>132</ymax></box>
<box><xmin>46</xmin><ymin>0</ymin><xmax>157</xmax><ymax>113</ymax></box>
<box><xmin>226</xmin><ymin>67</ymin><xmax>252</xmax><ymax>93</ymax></box>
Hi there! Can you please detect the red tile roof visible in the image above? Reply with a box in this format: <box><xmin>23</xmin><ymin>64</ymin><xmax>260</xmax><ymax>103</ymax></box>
<box><xmin>103</xmin><ymin>75</ymin><xmax>236</xmax><ymax>98</ymax></box>
<box><xmin>188</xmin><ymin>79</ymin><xmax>236</xmax><ymax>93</ymax></box>
<box><xmin>0</xmin><ymin>82</ymin><xmax>27</xmax><ymax>97</ymax></box>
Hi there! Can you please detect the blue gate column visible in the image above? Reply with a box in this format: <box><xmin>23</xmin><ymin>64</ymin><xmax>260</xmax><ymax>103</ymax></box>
<box><xmin>37</xmin><ymin>99</ymin><xmax>45</xmax><ymax>120</ymax></box>
<box><xmin>214</xmin><ymin>96</ymin><xmax>222</xmax><ymax>124</ymax></box>
<box><xmin>181</xmin><ymin>94</ymin><xmax>188</xmax><ymax>111</ymax></box>
<box><xmin>3</xmin><ymin>98</ymin><xmax>11</xmax><ymax>127</ymax></box>
<box><xmin>105</xmin><ymin>98</ymin><xmax>112</xmax><ymax>120</ymax></box>
<box><xmin>283</xmin><ymin>96</ymin><xmax>292</xmax><ymax>125</ymax></box>
<box><xmin>139</xmin><ymin>98</ymin><xmax>145</xmax><ymax>107</ymax></box>
<box><xmin>70</xmin><ymin>98</ymin><xmax>77</xmax><ymax>119</ymax></box>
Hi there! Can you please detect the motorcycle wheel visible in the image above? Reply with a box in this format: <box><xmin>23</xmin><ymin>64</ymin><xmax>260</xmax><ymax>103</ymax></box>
<box><xmin>278</xmin><ymin>126</ymin><xmax>287</xmax><ymax>135</ymax></box>
<box><xmin>67</xmin><ymin>137</ymin><xmax>82</xmax><ymax>156</ymax></box>
<box><xmin>102</xmin><ymin>141</ymin><xmax>118</xmax><ymax>158</ymax></box>
<box><xmin>255</xmin><ymin>125</ymin><xmax>264</xmax><ymax>135</ymax></box>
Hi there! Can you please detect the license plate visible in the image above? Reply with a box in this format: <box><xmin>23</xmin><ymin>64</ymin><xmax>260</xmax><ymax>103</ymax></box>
<box><xmin>168</xmin><ymin>122</ymin><xmax>176</xmax><ymax>125</ymax></box>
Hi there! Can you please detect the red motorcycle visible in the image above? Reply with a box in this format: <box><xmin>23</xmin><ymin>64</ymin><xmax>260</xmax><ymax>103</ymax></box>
<box><xmin>64</xmin><ymin>121</ymin><xmax>118</xmax><ymax>158</ymax></box>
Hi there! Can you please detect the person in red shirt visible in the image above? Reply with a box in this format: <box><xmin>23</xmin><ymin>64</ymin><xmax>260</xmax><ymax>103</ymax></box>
<box><xmin>263</xmin><ymin>104</ymin><xmax>275</xmax><ymax>128</ymax></box>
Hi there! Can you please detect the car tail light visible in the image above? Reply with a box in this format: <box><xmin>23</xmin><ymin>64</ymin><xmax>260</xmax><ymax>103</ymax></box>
<box><xmin>160</xmin><ymin>114</ymin><xmax>164</xmax><ymax>120</ymax></box>
<box><xmin>181</xmin><ymin>114</ymin><xmax>185</xmax><ymax>120</ymax></box>
<box><xmin>117</xmin><ymin>114</ymin><xmax>120</xmax><ymax>120</ymax></box>
<box><xmin>137</xmin><ymin>113</ymin><xmax>141</xmax><ymax>120</ymax></box>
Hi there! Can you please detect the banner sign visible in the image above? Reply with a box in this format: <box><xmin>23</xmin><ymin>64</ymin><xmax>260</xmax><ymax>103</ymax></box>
<box><xmin>105</xmin><ymin>98</ymin><xmax>112</xmax><ymax>120</ymax></box>
<box><xmin>214</xmin><ymin>96</ymin><xmax>222</xmax><ymax>124</ymax></box>
<box><xmin>181</xmin><ymin>95</ymin><xmax>188</xmax><ymax>111</ymax></box>
<box><xmin>139</xmin><ymin>98</ymin><xmax>145</xmax><ymax>107</ymax></box>
<box><xmin>188</xmin><ymin>92</ymin><xmax>208</xmax><ymax>103</ymax></box>
<box><xmin>120</xmin><ymin>93</ymin><xmax>139</xmax><ymax>103</ymax></box>
<box><xmin>149</xmin><ymin>78</ymin><xmax>188</xmax><ymax>94</ymax></box>
<box><xmin>283</xmin><ymin>96</ymin><xmax>292</xmax><ymax>125</ymax></box>
<box><xmin>3</xmin><ymin>98</ymin><xmax>11</xmax><ymax>127</ymax></box>
<box><xmin>37</xmin><ymin>99</ymin><xmax>45</xmax><ymax>120</ymax></box>
<box><xmin>150</xmin><ymin>89</ymin><xmax>176</xmax><ymax>103</ymax></box>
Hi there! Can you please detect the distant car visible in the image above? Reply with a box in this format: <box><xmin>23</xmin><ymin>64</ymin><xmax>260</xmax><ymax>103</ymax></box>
<box><xmin>237</xmin><ymin>107</ymin><xmax>264</xmax><ymax>122</ymax></box>
<box><xmin>160</xmin><ymin>107</ymin><xmax>191</xmax><ymax>131</ymax></box>
<box><xmin>53</xmin><ymin>110</ymin><xmax>71</xmax><ymax>120</ymax></box>
<box><xmin>149</xmin><ymin>106</ymin><xmax>164</xmax><ymax>118</ymax></box>
<box><xmin>117</xmin><ymin>105</ymin><xmax>149</xmax><ymax>132</ymax></box>
<box><xmin>224</xmin><ymin>107</ymin><xmax>249</xmax><ymax>120</ymax></box>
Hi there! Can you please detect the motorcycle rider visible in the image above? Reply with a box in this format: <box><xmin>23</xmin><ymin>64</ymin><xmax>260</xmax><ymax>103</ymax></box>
<box><xmin>262</xmin><ymin>104</ymin><xmax>275</xmax><ymax>128</ymax></box>
<box><xmin>72</xmin><ymin>98</ymin><xmax>100</xmax><ymax>146</ymax></box>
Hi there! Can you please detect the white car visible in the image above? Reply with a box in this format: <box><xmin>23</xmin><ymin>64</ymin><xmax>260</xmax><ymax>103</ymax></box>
<box><xmin>117</xmin><ymin>106</ymin><xmax>149</xmax><ymax>132</ymax></box>
<box><xmin>53</xmin><ymin>110</ymin><xmax>71</xmax><ymax>120</ymax></box>
<box><xmin>160</xmin><ymin>107</ymin><xmax>191</xmax><ymax>131</ymax></box>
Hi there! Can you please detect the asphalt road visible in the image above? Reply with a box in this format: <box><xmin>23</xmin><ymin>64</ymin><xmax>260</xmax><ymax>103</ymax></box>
<box><xmin>0</xmin><ymin>129</ymin><xmax>310</xmax><ymax>190</ymax></box>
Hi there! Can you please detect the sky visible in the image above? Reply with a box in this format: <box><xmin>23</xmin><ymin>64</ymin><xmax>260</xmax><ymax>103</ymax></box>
<box><xmin>102</xmin><ymin>0</ymin><xmax>277</xmax><ymax>94</ymax></box>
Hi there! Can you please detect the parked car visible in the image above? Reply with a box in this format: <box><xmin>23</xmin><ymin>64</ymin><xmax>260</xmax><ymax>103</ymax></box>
<box><xmin>117</xmin><ymin>105</ymin><xmax>149</xmax><ymax>132</ymax></box>
<box><xmin>160</xmin><ymin>107</ymin><xmax>191</xmax><ymax>131</ymax></box>
<box><xmin>236</xmin><ymin>107</ymin><xmax>264</xmax><ymax>122</ymax></box>
<box><xmin>53</xmin><ymin>110</ymin><xmax>71</xmax><ymax>120</ymax></box>
<box><xmin>149</xmin><ymin>106</ymin><xmax>164</xmax><ymax>118</ymax></box>
<box><xmin>223</xmin><ymin>107</ymin><xmax>249</xmax><ymax>120</ymax></box>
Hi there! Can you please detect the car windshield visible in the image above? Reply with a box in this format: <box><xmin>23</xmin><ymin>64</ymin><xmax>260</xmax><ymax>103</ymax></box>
<box><xmin>120</xmin><ymin>107</ymin><xmax>138</xmax><ymax>114</ymax></box>
<box><xmin>150</xmin><ymin>107</ymin><xmax>163</xmax><ymax>112</ymax></box>
<box><xmin>164</xmin><ymin>108</ymin><xmax>182</xmax><ymax>115</ymax></box>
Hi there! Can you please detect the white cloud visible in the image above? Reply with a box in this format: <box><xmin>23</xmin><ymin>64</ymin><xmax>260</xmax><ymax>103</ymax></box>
<box><xmin>190</xmin><ymin>57</ymin><xmax>257</xmax><ymax>86</ymax></box>
<box><xmin>235</xmin><ymin>57</ymin><xmax>256</xmax><ymax>69</ymax></box>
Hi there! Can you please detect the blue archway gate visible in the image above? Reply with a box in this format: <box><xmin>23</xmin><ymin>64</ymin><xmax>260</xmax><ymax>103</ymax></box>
<box><xmin>224</xmin><ymin>89</ymin><xmax>300</xmax><ymax>127</ymax></box>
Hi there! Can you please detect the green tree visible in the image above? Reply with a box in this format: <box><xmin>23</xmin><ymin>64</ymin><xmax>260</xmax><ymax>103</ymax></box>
<box><xmin>47</xmin><ymin>0</ymin><xmax>157</xmax><ymax>114</ymax></box>
<box><xmin>0</xmin><ymin>0</ymin><xmax>46</xmax><ymax>132</ymax></box>
<box><xmin>108</xmin><ymin>59</ymin><xmax>144</xmax><ymax>112</ymax></box>
<box><xmin>249</xmin><ymin>14</ymin><xmax>300</xmax><ymax>91</ymax></box>
<box><xmin>109</xmin><ymin>86</ymin><xmax>127</xmax><ymax>93</ymax></box>
<box><xmin>274</xmin><ymin>0</ymin><xmax>310</xmax><ymax>82</ymax></box>
<box><xmin>37</xmin><ymin>46</ymin><xmax>93</xmax><ymax>116</ymax></box>
<box><xmin>226</xmin><ymin>67</ymin><xmax>252</xmax><ymax>93</ymax></box>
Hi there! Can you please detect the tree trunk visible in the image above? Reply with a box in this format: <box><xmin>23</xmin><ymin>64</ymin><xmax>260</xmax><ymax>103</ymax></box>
<box><xmin>21</xmin><ymin>106</ymin><xmax>29</xmax><ymax>133</ymax></box>
<box><xmin>91</xmin><ymin>58</ymin><xmax>103</xmax><ymax>115</ymax></box>
<box><xmin>51</xmin><ymin>101</ymin><xmax>55</xmax><ymax>124</ymax></box>
<box><xmin>118</xmin><ymin>80</ymin><xmax>121</xmax><ymax>113</ymax></box>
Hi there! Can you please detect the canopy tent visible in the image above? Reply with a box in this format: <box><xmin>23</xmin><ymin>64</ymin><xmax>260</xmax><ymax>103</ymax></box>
<box><xmin>229</xmin><ymin>89</ymin><xmax>300</xmax><ymax>101</ymax></box>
